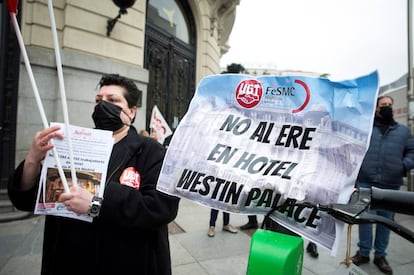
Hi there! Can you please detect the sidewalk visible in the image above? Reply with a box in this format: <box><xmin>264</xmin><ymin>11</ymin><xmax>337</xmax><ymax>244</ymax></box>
<box><xmin>172</xmin><ymin>199</ymin><xmax>414</xmax><ymax>275</ymax></box>
<box><xmin>1</xmin><ymin>198</ymin><xmax>413</xmax><ymax>275</ymax></box>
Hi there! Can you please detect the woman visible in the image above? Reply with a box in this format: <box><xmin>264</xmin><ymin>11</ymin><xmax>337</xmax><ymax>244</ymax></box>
<box><xmin>8</xmin><ymin>74</ymin><xmax>180</xmax><ymax>275</ymax></box>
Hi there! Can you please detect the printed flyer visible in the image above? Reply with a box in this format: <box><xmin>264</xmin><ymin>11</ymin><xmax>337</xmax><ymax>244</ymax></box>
<box><xmin>34</xmin><ymin>122</ymin><xmax>114</xmax><ymax>222</ymax></box>
<box><xmin>157</xmin><ymin>72</ymin><xmax>379</xmax><ymax>252</ymax></box>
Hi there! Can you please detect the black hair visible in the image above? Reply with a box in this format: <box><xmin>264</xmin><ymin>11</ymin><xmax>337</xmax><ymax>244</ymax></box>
<box><xmin>98</xmin><ymin>74</ymin><xmax>141</xmax><ymax>108</ymax></box>
<box><xmin>377</xmin><ymin>95</ymin><xmax>394</xmax><ymax>105</ymax></box>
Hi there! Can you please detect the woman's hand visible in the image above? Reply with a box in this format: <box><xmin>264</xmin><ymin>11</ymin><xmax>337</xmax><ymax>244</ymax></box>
<box><xmin>59</xmin><ymin>185</ymin><xmax>94</xmax><ymax>215</ymax></box>
<box><xmin>20</xmin><ymin>126</ymin><xmax>64</xmax><ymax>191</ymax></box>
<box><xmin>27</xmin><ymin>125</ymin><xmax>64</xmax><ymax>164</ymax></box>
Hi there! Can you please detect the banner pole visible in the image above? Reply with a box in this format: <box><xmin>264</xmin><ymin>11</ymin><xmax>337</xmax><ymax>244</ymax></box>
<box><xmin>9</xmin><ymin>12</ymin><xmax>70</xmax><ymax>193</ymax></box>
<box><xmin>47</xmin><ymin>0</ymin><xmax>78</xmax><ymax>187</ymax></box>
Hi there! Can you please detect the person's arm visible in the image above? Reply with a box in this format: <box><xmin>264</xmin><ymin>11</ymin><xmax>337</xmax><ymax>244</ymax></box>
<box><xmin>8</xmin><ymin>126</ymin><xmax>64</xmax><ymax>212</ymax></box>
<box><xmin>403</xmin><ymin>127</ymin><xmax>414</xmax><ymax>173</ymax></box>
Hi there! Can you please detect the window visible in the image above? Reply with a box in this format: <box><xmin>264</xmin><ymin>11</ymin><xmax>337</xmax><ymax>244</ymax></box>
<box><xmin>147</xmin><ymin>0</ymin><xmax>190</xmax><ymax>43</ymax></box>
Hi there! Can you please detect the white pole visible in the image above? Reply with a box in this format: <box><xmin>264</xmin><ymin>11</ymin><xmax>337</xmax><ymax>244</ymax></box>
<box><xmin>10</xmin><ymin>13</ymin><xmax>70</xmax><ymax>193</ymax></box>
<box><xmin>47</xmin><ymin>0</ymin><xmax>78</xmax><ymax>187</ymax></box>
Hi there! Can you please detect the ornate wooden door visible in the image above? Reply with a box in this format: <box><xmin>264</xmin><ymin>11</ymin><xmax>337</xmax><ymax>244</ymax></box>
<box><xmin>145</xmin><ymin>0</ymin><xmax>196</xmax><ymax>132</ymax></box>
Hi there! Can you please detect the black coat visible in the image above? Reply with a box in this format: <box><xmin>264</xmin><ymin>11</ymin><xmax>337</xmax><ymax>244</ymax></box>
<box><xmin>357</xmin><ymin>122</ymin><xmax>414</xmax><ymax>188</ymax></box>
<box><xmin>8</xmin><ymin>127</ymin><xmax>180</xmax><ymax>275</ymax></box>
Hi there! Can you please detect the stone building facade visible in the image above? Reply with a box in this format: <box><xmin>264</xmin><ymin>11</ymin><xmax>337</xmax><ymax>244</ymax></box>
<box><xmin>0</xmin><ymin>0</ymin><xmax>240</xmax><ymax>188</ymax></box>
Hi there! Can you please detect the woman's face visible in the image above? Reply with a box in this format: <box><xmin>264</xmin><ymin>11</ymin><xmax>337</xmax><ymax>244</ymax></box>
<box><xmin>95</xmin><ymin>85</ymin><xmax>136</xmax><ymax>126</ymax></box>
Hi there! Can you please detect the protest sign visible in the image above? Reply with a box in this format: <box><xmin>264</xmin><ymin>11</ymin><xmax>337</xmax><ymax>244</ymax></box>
<box><xmin>34</xmin><ymin>122</ymin><xmax>113</xmax><ymax>222</ymax></box>
<box><xmin>150</xmin><ymin>105</ymin><xmax>173</xmax><ymax>144</ymax></box>
<box><xmin>157</xmin><ymin>72</ymin><xmax>379</xmax><ymax>251</ymax></box>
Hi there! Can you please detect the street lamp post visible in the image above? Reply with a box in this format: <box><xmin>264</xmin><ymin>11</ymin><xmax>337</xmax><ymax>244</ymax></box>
<box><xmin>407</xmin><ymin>0</ymin><xmax>414</xmax><ymax>191</ymax></box>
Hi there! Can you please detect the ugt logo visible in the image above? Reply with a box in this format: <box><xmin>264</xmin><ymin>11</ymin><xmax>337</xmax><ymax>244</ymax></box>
<box><xmin>235</xmin><ymin>79</ymin><xmax>263</xmax><ymax>109</ymax></box>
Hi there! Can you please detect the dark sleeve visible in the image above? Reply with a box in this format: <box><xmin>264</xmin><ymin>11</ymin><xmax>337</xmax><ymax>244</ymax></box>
<box><xmin>7</xmin><ymin>161</ymin><xmax>39</xmax><ymax>212</ymax></box>
<box><xmin>403</xmin><ymin>127</ymin><xmax>414</xmax><ymax>173</ymax></box>
<box><xmin>98</xmin><ymin>140</ymin><xmax>180</xmax><ymax>230</ymax></box>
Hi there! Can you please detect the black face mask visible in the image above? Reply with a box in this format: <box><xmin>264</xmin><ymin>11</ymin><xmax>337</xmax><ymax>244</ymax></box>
<box><xmin>92</xmin><ymin>101</ymin><xmax>125</xmax><ymax>131</ymax></box>
<box><xmin>378</xmin><ymin>106</ymin><xmax>394</xmax><ymax>121</ymax></box>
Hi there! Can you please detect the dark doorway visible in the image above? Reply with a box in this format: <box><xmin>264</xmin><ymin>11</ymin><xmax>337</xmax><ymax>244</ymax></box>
<box><xmin>144</xmin><ymin>0</ymin><xmax>196</xmax><ymax>132</ymax></box>
<box><xmin>0</xmin><ymin>2</ymin><xmax>20</xmax><ymax>189</ymax></box>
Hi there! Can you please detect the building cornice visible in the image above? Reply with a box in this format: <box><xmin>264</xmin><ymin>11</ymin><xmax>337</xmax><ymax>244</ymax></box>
<box><xmin>209</xmin><ymin>0</ymin><xmax>240</xmax><ymax>55</ymax></box>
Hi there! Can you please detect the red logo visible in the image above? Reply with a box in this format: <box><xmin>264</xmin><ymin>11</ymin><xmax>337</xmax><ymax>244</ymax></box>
<box><xmin>235</xmin><ymin>79</ymin><xmax>263</xmax><ymax>109</ymax></box>
<box><xmin>292</xmin><ymin>79</ymin><xmax>311</xmax><ymax>113</ymax></box>
<box><xmin>119</xmin><ymin>167</ymin><xmax>141</xmax><ymax>189</ymax></box>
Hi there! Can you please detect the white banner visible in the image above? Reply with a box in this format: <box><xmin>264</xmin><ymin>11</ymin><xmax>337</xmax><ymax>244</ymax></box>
<box><xmin>157</xmin><ymin>72</ymin><xmax>379</xmax><ymax>252</ymax></box>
